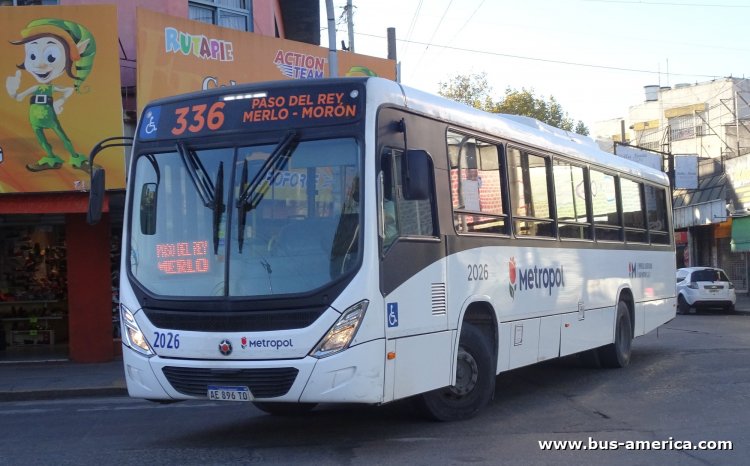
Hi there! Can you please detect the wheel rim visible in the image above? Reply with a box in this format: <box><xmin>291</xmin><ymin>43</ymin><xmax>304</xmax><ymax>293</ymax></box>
<box><xmin>449</xmin><ymin>347</ymin><xmax>479</xmax><ymax>397</ymax></box>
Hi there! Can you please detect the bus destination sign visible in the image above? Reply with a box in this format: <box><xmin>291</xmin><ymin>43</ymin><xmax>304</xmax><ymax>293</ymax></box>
<box><xmin>156</xmin><ymin>240</ymin><xmax>209</xmax><ymax>275</ymax></box>
<box><xmin>139</xmin><ymin>84</ymin><xmax>364</xmax><ymax>140</ymax></box>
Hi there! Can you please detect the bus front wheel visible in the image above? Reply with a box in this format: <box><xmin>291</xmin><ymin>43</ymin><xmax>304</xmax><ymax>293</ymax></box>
<box><xmin>414</xmin><ymin>323</ymin><xmax>495</xmax><ymax>421</ymax></box>
<box><xmin>598</xmin><ymin>301</ymin><xmax>632</xmax><ymax>368</ymax></box>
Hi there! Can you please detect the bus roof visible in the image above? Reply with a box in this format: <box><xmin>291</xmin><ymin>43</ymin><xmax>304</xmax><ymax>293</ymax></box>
<box><xmin>364</xmin><ymin>77</ymin><xmax>670</xmax><ymax>187</ymax></box>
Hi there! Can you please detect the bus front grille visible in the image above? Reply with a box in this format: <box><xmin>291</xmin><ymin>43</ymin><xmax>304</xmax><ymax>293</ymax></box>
<box><xmin>143</xmin><ymin>308</ymin><xmax>324</xmax><ymax>332</ymax></box>
<box><xmin>162</xmin><ymin>366</ymin><xmax>299</xmax><ymax>398</ymax></box>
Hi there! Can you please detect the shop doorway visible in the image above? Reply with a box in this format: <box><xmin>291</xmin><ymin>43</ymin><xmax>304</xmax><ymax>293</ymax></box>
<box><xmin>0</xmin><ymin>216</ymin><xmax>68</xmax><ymax>361</ymax></box>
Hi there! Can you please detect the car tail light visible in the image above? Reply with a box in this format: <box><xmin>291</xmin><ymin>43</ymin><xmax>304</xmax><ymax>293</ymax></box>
<box><xmin>729</xmin><ymin>282</ymin><xmax>735</xmax><ymax>289</ymax></box>
<box><xmin>688</xmin><ymin>282</ymin><xmax>699</xmax><ymax>289</ymax></box>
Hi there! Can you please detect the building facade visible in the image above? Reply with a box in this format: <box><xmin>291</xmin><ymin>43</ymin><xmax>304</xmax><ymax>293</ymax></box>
<box><xmin>594</xmin><ymin>79</ymin><xmax>750</xmax><ymax>291</ymax></box>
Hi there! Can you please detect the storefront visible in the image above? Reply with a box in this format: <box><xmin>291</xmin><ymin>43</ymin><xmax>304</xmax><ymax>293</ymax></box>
<box><xmin>0</xmin><ymin>192</ymin><xmax>121</xmax><ymax>362</ymax></box>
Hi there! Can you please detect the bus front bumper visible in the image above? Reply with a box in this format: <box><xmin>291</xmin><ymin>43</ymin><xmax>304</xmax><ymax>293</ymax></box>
<box><xmin>121</xmin><ymin>338</ymin><xmax>386</xmax><ymax>404</ymax></box>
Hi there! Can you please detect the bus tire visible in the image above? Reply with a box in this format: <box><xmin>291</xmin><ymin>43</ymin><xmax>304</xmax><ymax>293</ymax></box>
<box><xmin>252</xmin><ymin>402</ymin><xmax>317</xmax><ymax>416</ymax></box>
<box><xmin>414</xmin><ymin>323</ymin><xmax>495</xmax><ymax>421</ymax></box>
<box><xmin>598</xmin><ymin>301</ymin><xmax>632</xmax><ymax>368</ymax></box>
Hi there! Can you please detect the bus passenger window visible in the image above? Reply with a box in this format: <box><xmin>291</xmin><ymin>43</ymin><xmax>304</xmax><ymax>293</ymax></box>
<box><xmin>447</xmin><ymin>130</ymin><xmax>507</xmax><ymax>235</ymax></box>
<box><xmin>645</xmin><ymin>185</ymin><xmax>670</xmax><ymax>244</ymax></box>
<box><xmin>590</xmin><ymin>169</ymin><xmax>622</xmax><ymax>241</ymax></box>
<box><xmin>508</xmin><ymin>147</ymin><xmax>554</xmax><ymax>237</ymax></box>
<box><xmin>553</xmin><ymin>159</ymin><xmax>592</xmax><ymax>240</ymax></box>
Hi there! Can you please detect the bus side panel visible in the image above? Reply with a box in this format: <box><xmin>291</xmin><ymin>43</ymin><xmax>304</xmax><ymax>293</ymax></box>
<box><xmin>559</xmin><ymin>307</ymin><xmax>616</xmax><ymax>357</ymax></box>
<box><xmin>392</xmin><ymin>330</ymin><xmax>454</xmax><ymax>400</ymax></box>
<box><xmin>643</xmin><ymin>297</ymin><xmax>675</xmax><ymax>334</ymax></box>
<box><xmin>634</xmin><ymin>301</ymin><xmax>646</xmax><ymax>337</ymax></box>
<box><xmin>506</xmin><ymin>318</ymin><xmax>541</xmax><ymax>369</ymax></box>
<box><xmin>502</xmin><ymin>314</ymin><xmax>562</xmax><ymax>370</ymax></box>
<box><xmin>538</xmin><ymin>314</ymin><xmax>562</xmax><ymax>362</ymax></box>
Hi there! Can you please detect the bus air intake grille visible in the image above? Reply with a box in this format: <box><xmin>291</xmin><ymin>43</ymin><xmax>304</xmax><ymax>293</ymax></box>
<box><xmin>431</xmin><ymin>283</ymin><xmax>447</xmax><ymax>316</ymax></box>
<box><xmin>143</xmin><ymin>308</ymin><xmax>324</xmax><ymax>332</ymax></box>
<box><xmin>162</xmin><ymin>366</ymin><xmax>299</xmax><ymax>398</ymax></box>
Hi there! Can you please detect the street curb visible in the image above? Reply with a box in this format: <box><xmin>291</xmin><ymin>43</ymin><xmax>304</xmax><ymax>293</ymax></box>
<box><xmin>0</xmin><ymin>387</ymin><xmax>128</xmax><ymax>402</ymax></box>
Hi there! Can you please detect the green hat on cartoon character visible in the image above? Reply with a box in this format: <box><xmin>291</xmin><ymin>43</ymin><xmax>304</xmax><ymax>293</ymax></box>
<box><xmin>7</xmin><ymin>18</ymin><xmax>97</xmax><ymax>172</ymax></box>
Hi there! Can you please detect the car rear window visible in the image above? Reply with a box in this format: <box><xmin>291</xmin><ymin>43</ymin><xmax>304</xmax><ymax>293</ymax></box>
<box><xmin>691</xmin><ymin>269</ymin><xmax>729</xmax><ymax>282</ymax></box>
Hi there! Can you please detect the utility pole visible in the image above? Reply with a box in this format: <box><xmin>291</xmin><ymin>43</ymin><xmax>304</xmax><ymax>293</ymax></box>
<box><xmin>387</xmin><ymin>27</ymin><xmax>398</xmax><ymax>82</ymax></box>
<box><xmin>325</xmin><ymin>0</ymin><xmax>338</xmax><ymax>77</ymax></box>
<box><xmin>736</xmin><ymin>91</ymin><xmax>741</xmax><ymax>160</ymax></box>
<box><xmin>346</xmin><ymin>0</ymin><xmax>354</xmax><ymax>53</ymax></box>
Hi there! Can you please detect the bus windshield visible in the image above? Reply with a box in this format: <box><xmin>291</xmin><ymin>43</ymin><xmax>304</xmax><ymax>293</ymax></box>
<box><xmin>129</xmin><ymin>137</ymin><xmax>362</xmax><ymax>298</ymax></box>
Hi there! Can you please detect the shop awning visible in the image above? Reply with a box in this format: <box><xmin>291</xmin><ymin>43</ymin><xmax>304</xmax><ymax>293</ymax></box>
<box><xmin>731</xmin><ymin>216</ymin><xmax>750</xmax><ymax>252</ymax></box>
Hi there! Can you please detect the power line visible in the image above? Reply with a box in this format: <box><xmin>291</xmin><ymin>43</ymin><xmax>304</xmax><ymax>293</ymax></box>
<box><xmin>354</xmin><ymin>31</ymin><xmax>728</xmax><ymax>80</ymax></box>
<box><xmin>441</xmin><ymin>0</ymin><xmax>485</xmax><ymax>49</ymax></box>
<box><xmin>403</xmin><ymin>0</ymin><xmax>424</xmax><ymax>58</ymax></box>
<box><xmin>422</xmin><ymin>0</ymin><xmax>454</xmax><ymax>50</ymax></box>
<box><xmin>583</xmin><ymin>0</ymin><xmax>750</xmax><ymax>7</ymax></box>
<box><xmin>410</xmin><ymin>0</ymin><xmax>454</xmax><ymax>79</ymax></box>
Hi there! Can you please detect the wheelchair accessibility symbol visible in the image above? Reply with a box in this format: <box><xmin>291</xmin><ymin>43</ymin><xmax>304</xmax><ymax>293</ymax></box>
<box><xmin>139</xmin><ymin>106</ymin><xmax>161</xmax><ymax>140</ymax></box>
<box><xmin>387</xmin><ymin>302</ymin><xmax>399</xmax><ymax>328</ymax></box>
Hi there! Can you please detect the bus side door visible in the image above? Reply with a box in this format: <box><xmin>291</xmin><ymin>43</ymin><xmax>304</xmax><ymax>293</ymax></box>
<box><xmin>377</xmin><ymin>109</ymin><xmax>452</xmax><ymax>400</ymax></box>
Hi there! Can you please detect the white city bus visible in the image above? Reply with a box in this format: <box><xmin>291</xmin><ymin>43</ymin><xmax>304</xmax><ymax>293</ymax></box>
<box><xmin>91</xmin><ymin>77</ymin><xmax>676</xmax><ymax>421</ymax></box>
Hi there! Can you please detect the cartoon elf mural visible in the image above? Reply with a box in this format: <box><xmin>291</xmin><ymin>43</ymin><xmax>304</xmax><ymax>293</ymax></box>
<box><xmin>5</xmin><ymin>18</ymin><xmax>96</xmax><ymax>172</ymax></box>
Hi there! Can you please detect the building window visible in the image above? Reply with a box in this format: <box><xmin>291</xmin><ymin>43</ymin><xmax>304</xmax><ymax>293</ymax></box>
<box><xmin>636</xmin><ymin>127</ymin><xmax>661</xmax><ymax>151</ymax></box>
<box><xmin>0</xmin><ymin>0</ymin><xmax>58</xmax><ymax>5</ymax></box>
<box><xmin>669</xmin><ymin>113</ymin><xmax>704</xmax><ymax>141</ymax></box>
<box><xmin>189</xmin><ymin>0</ymin><xmax>252</xmax><ymax>32</ymax></box>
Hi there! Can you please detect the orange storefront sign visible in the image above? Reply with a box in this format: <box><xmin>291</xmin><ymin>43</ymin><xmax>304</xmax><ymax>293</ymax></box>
<box><xmin>136</xmin><ymin>9</ymin><xmax>396</xmax><ymax>113</ymax></box>
<box><xmin>0</xmin><ymin>5</ymin><xmax>124</xmax><ymax>193</ymax></box>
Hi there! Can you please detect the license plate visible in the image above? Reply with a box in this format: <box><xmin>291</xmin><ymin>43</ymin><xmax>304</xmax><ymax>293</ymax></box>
<box><xmin>207</xmin><ymin>385</ymin><xmax>252</xmax><ymax>402</ymax></box>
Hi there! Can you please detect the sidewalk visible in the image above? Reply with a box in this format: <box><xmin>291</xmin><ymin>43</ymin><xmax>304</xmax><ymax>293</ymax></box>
<box><xmin>0</xmin><ymin>298</ymin><xmax>748</xmax><ymax>403</ymax></box>
<box><xmin>0</xmin><ymin>359</ymin><xmax>127</xmax><ymax>402</ymax></box>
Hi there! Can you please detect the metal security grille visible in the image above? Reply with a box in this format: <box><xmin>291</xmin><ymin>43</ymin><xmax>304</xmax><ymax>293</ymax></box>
<box><xmin>718</xmin><ymin>238</ymin><xmax>747</xmax><ymax>293</ymax></box>
<box><xmin>162</xmin><ymin>366</ymin><xmax>299</xmax><ymax>398</ymax></box>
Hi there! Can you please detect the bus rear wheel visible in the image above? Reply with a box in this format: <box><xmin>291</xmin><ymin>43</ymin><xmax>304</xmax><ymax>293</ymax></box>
<box><xmin>598</xmin><ymin>301</ymin><xmax>632</xmax><ymax>368</ymax></box>
<box><xmin>414</xmin><ymin>323</ymin><xmax>495</xmax><ymax>421</ymax></box>
<box><xmin>252</xmin><ymin>402</ymin><xmax>317</xmax><ymax>416</ymax></box>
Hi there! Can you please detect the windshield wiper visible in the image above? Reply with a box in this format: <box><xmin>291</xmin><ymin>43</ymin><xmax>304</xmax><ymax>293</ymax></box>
<box><xmin>176</xmin><ymin>142</ymin><xmax>225</xmax><ymax>254</ymax></box>
<box><xmin>212</xmin><ymin>162</ymin><xmax>224</xmax><ymax>254</ymax></box>
<box><xmin>237</xmin><ymin>130</ymin><xmax>299</xmax><ymax>253</ymax></box>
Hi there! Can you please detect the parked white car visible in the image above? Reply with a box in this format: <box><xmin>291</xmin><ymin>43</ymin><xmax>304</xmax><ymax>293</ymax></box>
<box><xmin>676</xmin><ymin>267</ymin><xmax>736</xmax><ymax>314</ymax></box>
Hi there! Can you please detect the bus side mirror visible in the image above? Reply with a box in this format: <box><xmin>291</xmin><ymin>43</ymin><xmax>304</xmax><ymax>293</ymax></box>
<box><xmin>87</xmin><ymin>167</ymin><xmax>105</xmax><ymax>225</ymax></box>
<box><xmin>402</xmin><ymin>149</ymin><xmax>432</xmax><ymax>201</ymax></box>
<box><xmin>140</xmin><ymin>182</ymin><xmax>158</xmax><ymax>235</ymax></box>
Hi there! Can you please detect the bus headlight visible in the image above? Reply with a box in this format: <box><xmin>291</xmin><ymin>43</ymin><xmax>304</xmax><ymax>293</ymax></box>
<box><xmin>121</xmin><ymin>304</ymin><xmax>153</xmax><ymax>356</ymax></box>
<box><xmin>311</xmin><ymin>300</ymin><xmax>368</xmax><ymax>358</ymax></box>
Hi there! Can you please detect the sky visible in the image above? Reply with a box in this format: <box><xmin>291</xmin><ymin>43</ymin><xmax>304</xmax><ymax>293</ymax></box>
<box><xmin>319</xmin><ymin>0</ymin><xmax>750</xmax><ymax>129</ymax></box>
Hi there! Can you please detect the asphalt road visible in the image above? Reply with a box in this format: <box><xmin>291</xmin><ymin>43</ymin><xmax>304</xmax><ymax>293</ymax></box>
<box><xmin>1</xmin><ymin>312</ymin><xmax>747</xmax><ymax>466</ymax></box>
